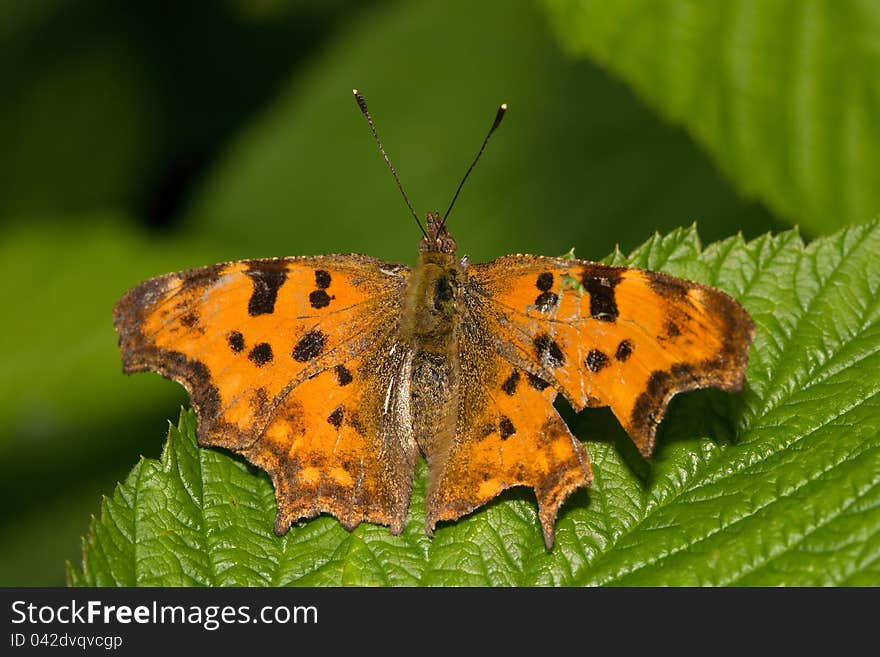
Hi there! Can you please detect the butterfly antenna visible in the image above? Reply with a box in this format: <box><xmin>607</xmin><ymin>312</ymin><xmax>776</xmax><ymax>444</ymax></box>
<box><xmin>353</xmin><ymin>89</ymin><xmax>427</xmax><ymax>239</ymax></box>
<box><xmin>442</xmin><ymin>102</ymin><xmax>507</xmax><ymax>226</ymax></box>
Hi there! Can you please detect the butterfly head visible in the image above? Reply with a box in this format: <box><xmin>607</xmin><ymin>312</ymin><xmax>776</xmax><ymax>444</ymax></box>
<box><xmin>420</xmin><ymin>211</ymin><xmax>457</xmax><ymax>255</ymax></box>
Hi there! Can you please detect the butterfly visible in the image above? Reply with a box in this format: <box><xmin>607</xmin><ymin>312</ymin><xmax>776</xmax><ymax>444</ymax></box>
<box><xmin>114</xmin><ymin>90</ymin><xmax>754</xmax><ymax>548</ymax></box>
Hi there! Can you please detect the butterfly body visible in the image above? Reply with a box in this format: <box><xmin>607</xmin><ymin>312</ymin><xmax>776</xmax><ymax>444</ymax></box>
<box><xmin>404</xmin><ymin>214</ymin><xmax>462</xmax><ymax>455</ymax></box>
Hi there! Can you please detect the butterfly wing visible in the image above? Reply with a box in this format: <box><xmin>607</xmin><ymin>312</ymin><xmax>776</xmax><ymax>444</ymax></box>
<box><xmin>424</xmin><ymin>254</ymin><xmax>752</xmax><ymax>547</ymax></box>
<box><xmin>468</xmin><ymin>255</ymin><xmax>754</xmax><ymax>455</ymax></box>
<box><xmin>114</xmin><ymin>255</ymin><xmax>418</xmax><ymax>533</ymax></box>
<box><xmin>424</xmin><ymin>324</ymin><xmax>593</xmax><ymax>547</ymax></box>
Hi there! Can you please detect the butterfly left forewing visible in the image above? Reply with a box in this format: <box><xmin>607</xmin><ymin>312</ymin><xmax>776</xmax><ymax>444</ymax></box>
<box><xmin>114</xmin><ymin>254</ymin><xmax>418</xmax><ymax>533</ymax></box>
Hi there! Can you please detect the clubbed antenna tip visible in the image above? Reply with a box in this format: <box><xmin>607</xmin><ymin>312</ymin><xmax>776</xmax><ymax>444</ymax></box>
<box><xmin>442</xmin><ymin>102</ymin><xmax>508</xmax><ymax>225</ymax></box>
<box><xmin>353</xmin><ymin>88</ymin><xmax>427</xmax><ymax>239</ymax></box>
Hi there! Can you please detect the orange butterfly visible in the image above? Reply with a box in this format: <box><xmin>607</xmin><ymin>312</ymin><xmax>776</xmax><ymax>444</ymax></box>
<box><xmin>114</xmin><ymin>91</ymin><xmax>754</xmax><ymax>548</ymax></box>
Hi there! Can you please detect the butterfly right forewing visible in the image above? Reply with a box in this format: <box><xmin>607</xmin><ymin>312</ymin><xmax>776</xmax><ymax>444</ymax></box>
<box><xmin>467</xmin><ymin>254</ymin><xmax>754</xmax><ymax>456</ymax></box>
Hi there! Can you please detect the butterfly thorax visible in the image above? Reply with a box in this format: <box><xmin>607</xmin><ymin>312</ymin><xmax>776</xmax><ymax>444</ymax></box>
<box><xmin>406</xmin><ymin>211</ymin><xmax>462</xmax><ymax>342</ymax></box>
<box><xmin>405</xmin><ymin>253</ymin><xmax>459</xmax><ymax>338</ymax></box>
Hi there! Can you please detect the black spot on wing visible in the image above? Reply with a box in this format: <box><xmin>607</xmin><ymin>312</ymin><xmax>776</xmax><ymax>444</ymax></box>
<box><xmin>666</xmin><ymin>321</ymin><xmax>681</xmax><ymax>338</ymax></box>
<box><xmin>292</xmin><ymin>330</ymin><xmax>326</xmax><ymax>362</ymax></box>
<box><xmin>534</xmin><ymin>333</ymin><xmax>565</xmax><ymax>368</ymax></box>
<box><xmin>536</xmin><ymin>272</ymin><xmax>554</xmax><ymax>291</ymax></box>
<box><xmin>248</xmin><ymin>342</ymin><xmax>273</xmax><ymax>367</ymax></box>
<box><xmin>246</xmin><ymin>265</ymin><xmax>287</xmax><ymax>316</ymax></box>
<box><xmin>180</xmin><ymin>312</ymin><xmax>199</xmax><ymax>328</ymax></box>
<box><xmin>314</xmin><ymin>269</ymin><xmax>331</xmax><ymax>289</ymax></box>
<box><xmin>327</xmin><ymin>405</ymin><xmax>344</xmax><ymax>429</ymax></box>
<box><xmin>615</xmin><ymin>339</ymin><xmax>633</xmax><ymax>361</ymax></box>
<box><xmin>534</xmin><ymin>291</ymin><xmax>559</xmax><ymax>312</ymax></box>
<box><xmin>227</xmin><ymin>331</ymin><xmax>245</xmax><ymax>353</ymax></box>
<box><xmin>335</xmin><ymin>364</ymin><xmax>353</xmax><ymax>386</ymax></box>
<box><xmin>527</xmin><ymin>372</ymin><xmax>551</xmax><ymax>391</ymax></box>
<box><xmin>501</xmin><ymin>369</ymin><xmax>520</xmax><ymax>395</ymax></box>
<box><xmin>499</xmin><ymin>416</ymin><xmax>516</xmax><ymax>439</ymax></box>
<box><xmin>585</xmin><ymin>349</ymin><xmax>609</xmax><ymax>373</ymax></box>
<box><xmin>581</xmin><ymin>269</ymin><xmax>621</xmax><ymax>322</ymax></box>
<box><xmin>309</xmin><ymin>289</ymin><xmax>332</xmax><ymax>309</ymax></box>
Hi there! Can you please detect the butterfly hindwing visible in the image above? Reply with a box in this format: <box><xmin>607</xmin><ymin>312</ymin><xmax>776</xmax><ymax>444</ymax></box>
<box><xmin>250</xmin><ymin>335</ymin><xmax>417</xmax><ymax>534</ymax></box>
<box><xmin>416</xmin><ymin>285</ymin><xmax>593</xmax><ymax>548</ymax></box>
<box><xmin>424</xmin><ymin>355</ymin><xmax>592</xmax><ymax>547</ymax></box>
<box><xmin>114</xmin><ymin>254</ymin><xmax>417</xmax><ymax>533</ymax></box>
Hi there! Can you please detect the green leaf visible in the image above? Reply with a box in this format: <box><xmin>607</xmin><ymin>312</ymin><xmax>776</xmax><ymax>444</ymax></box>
<box><xmin>182</xmin><ymin>0</ymin><xmax>782</xmax><ymax>266</ymax></box>
<box><xmin>70</xmin><ymin>221</ymin><xmax>880</xmax><ymax>586</ymax></box>
<box><xmin>542</xmin><ymin>0</ymin><xmax>880</xmax><ymax>236</ymax></box>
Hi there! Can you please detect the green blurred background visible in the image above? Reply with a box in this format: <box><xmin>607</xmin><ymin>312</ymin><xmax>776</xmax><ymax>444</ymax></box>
<box><xmin>4</xmin><ymin>0</ymin><xmax>876</xmax><ymax>585</ymax></box>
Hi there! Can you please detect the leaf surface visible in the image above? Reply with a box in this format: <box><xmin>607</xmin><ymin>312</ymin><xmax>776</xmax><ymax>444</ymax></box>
<box><xmin>71</xmin><ymin>222</ymin><xmax>880</xmax><ymax>586</ymax></box>
<box><xmin>543</xmin><ymin>0</ymin><xmax>880</xmax><ymax>235</ymax></box>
